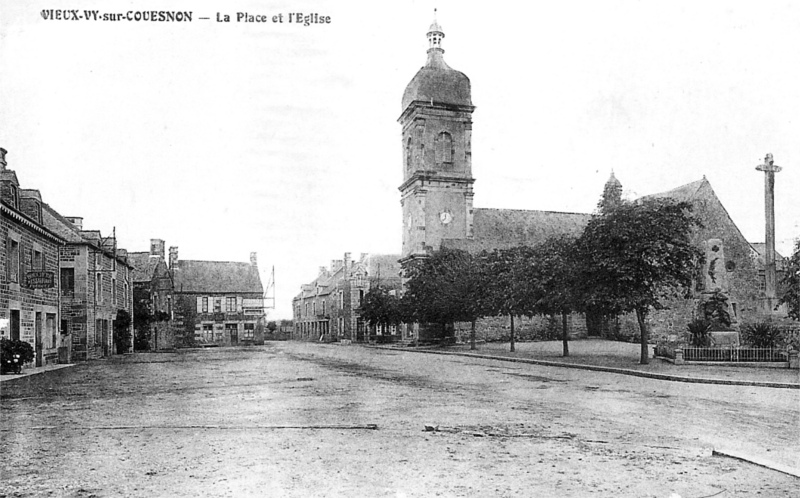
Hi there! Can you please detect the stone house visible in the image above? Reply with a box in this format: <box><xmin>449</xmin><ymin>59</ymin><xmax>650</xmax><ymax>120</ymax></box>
<box><xmin>128</xmin><ymin>239</ymin><xmax>174</xmax><ymax>350</ymax></box>
<box><xmin>172</xmin><ymin>251</ymin><xmax>265</xmax><ymax>347</ymax></box>
<box><xmin>42</xmin><ymin>207</ymin><xmax>134</xmax><ymax>361</ymax></box>
<box><xmin>293</xmin><ymin>253</ymin><xmax>402</xmax><ymax>343</ymax></box>
<box><xmin>0</xmin><ymin>148</ymin><xmax>65</xmax><ymax>366</ymax></box>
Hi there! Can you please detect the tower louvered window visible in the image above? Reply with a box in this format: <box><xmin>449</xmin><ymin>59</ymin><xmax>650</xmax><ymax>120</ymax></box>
<box><xmin>435</xmin><ymin>132</ymin><xmax>453</xmax><ymax>166</ymax></box>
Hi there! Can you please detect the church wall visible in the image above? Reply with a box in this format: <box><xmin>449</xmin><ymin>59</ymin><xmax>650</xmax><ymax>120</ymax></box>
<box><xmin>688</xmin><ymin>189</ymin><xmax>762</xmax><ymax>320</ymax></box>
<box><xmin>453</xmin><ymin>314</ymin><xmax>588</xmax><ymax>343</ymax></box>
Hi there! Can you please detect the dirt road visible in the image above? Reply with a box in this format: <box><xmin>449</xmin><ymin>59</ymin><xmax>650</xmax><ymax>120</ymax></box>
<box><xmin>1</xmin><ymin>343</ymin><xmax>798</xmax><ymax>497</ymax></box>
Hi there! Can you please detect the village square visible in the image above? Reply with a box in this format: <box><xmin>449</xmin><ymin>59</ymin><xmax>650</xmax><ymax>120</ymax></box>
<box><xmin>2</xmin><ymin>4</ymin><xmax>800</xmax><ymax>498</ymax></box>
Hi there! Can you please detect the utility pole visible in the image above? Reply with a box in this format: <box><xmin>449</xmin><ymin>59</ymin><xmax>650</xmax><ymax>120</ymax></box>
<box><xmin>755</xmin><ymin>153</ymin><xmax>782</xmax><ymax>314</ymax></box>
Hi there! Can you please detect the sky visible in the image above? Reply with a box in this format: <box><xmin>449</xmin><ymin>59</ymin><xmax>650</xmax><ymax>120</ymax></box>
<box><xmin>1</xmin><ymin>0</ymin><xmax>798</xmax><ymax>319</ymax></box>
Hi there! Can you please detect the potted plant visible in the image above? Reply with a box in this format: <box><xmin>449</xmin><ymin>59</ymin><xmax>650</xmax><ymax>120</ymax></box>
<box><xmin>1</xmin><ymin>339</ymin><xmax>35</xmax><ymax>374</ymax></box>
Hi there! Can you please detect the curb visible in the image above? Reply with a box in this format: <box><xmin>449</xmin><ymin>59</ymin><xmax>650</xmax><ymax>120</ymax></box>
<box><xmin>370</xmin><ymin>346</ymin><xmax>800</xmax><ymax>389</ymax></box>
<box><xmin>0</xmin><ymin>364</ymin><xmax>75</xmax><ymax>384</ymax></box>
<box><xmin>713</xmin><ymin>448</ymin><xmax>800</xmax><ymax>478</ymax></box>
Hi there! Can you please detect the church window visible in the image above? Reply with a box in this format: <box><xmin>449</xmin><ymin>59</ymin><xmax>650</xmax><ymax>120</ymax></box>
<box><xmin>435</xmin><ymin>132</ymin><xmax>453</xmax><ymax>166</ymax></box>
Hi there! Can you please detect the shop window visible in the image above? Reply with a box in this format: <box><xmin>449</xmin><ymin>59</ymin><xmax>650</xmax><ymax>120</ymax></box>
<box><xmin>243</xmin><ymin>323</ymin><xmax>255</xmax><ymax>340</ymax></box>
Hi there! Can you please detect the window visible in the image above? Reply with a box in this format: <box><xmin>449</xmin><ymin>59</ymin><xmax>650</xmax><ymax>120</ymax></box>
<box><xmin>7</xmin><ymin>238</ymin><xmax>20</xmax><ymax>283</ymax></box>
<box><xmin>213</xmin><ymin>298</ymin><xmax>222</xmax><ymax>313</ymax></box>
<box><xmin>359</xmin><ymin>290</ymin><xmax>364</xmax><ymax>306</ymax></box>
<box><xmin>243</xmin><ymin>323</ymin><xmax>255</xmax><ymax>340</ymax></box>
<box><xmin>112</xmin><ymin>278</ymin><xmax>117</xmax><ymax>304</ymax></box>
<box><xmin>406</xmin><ymin>137</ymin><xmax>413</xmax><ymax>172</ymax></box>
<box><xmin>47</xmin><ymin>314</ymin><xmax>57</xmax><ymax>349</ymax></box>
<box><xmin>202</xmin><ymin>324</ymin><xmax>214</xmax><ymax>342</ymax></box>
<box><xmin>33</xmin><ymin>248</ymin><xmax>43</xmax><ymax>269</ymax></box>
<box><xmin>123</xmin><ymin>283</ymin><xmax>128</xmax><ymax>305</ymax></box>
<box><xmin>95</xmin><ymin>273</ymin><xmax>103</xmax><ymax>303</ymax></box>
<box><xmin>226</xmin><ymin>297</ymin><xmax>237</xmax><ymax>312</ymax></box>
<box><xmin>435</xmin><ymin>132</ymin><xmax>454</xmax><ymax>165</ymax></box>
<box><xmin>202</xmin><ymin>297</ymin><xmax>209</xmax><ymax>313</ymax></box>
<box><xmin>322</xmin><ymin>300</ymin><xmax>326</xmax><ymax>315</ymax></box>
<box><xmin>61</xmin><ymin>268</ymin><xmax>75</xmax><ymax>297</ymax></box>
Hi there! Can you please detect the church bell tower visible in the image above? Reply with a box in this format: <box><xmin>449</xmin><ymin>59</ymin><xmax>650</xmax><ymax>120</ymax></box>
<box><xmin>399</xmin><ymin>16</ymin><xmax>475</xmax><ymax>261</ymax></box>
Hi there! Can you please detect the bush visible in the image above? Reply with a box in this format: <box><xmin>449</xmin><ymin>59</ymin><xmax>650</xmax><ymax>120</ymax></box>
<box><xmin>741</xmin><ymin>321</ymin><xmax>782</xmax><ymax>349</ymax></box>
<box><xmin>1</xmin><ymin>339</ymin><xmax>35</xmax><ymax>372</ymax></box>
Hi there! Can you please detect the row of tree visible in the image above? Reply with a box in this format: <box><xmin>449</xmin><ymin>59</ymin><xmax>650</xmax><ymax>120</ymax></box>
<box><xmin>361</xmin><ymin>196</ymin><xmax>705</xmax><ymax>364</ymax></box>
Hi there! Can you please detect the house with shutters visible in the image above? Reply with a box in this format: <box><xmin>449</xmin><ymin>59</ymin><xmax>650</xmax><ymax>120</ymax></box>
<box><xmin>171</xmin><ymin>252</ymin><xmax>265</xmax><ymax>347</ymax></box>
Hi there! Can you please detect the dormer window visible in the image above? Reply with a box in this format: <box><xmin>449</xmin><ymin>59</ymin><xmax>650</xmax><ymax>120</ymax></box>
<box><xmin>9</xmin><ymin>185</ymin><xmax>18</xmax><ymax>208</ymax></box>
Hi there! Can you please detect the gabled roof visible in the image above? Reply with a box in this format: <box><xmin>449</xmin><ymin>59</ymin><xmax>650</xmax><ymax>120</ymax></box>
<box><xmin>128</xmin><ymin>251</ymin><xmax>164</xmax><ymax>283</ymax></box>
<box><xmin>173</xmin><ymin>260</ymin><xmax>263</xmax><ymax>294</ymax></box>
<box><xmin>443</xmin><ymin>208</ymin><xmax>591</xmax><ymax>253</ymax></box>
<box><xmin>642</xmin><ymin>178</ymin><xmax>707</xmax><ymax>203</ymax></box>
<box><xmin>41</xmin><ymin>203</ymin><xmax>87</xmax><ymax>244</ymax></box>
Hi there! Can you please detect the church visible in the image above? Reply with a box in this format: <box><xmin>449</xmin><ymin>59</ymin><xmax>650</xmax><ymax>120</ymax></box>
<box><xmin>397</xmin><ymin>18</ymin><xmax>785</xmax><ymax>342</ymax></box>
<box><xmin>293</xmin><ymin>17</ymin><xmax>785</xmax><ymax>344</ymax></box>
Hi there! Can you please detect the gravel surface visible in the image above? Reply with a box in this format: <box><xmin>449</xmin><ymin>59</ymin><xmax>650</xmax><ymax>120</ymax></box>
<box><xmin>1</xmin><ymin>342</ymin><xmax>798</xmax><ymax>497</ymax></box>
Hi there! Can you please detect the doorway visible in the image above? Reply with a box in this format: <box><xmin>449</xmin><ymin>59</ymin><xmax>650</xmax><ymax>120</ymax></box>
<box><xmin>10</xmin><ymin>310</ymin><xmax>20</xmax><ymax>340</ymax></box>
<box><xmin>35</xmin><ymin>312</ymin><xmax>43</xmax><ymax>367</ymax></box>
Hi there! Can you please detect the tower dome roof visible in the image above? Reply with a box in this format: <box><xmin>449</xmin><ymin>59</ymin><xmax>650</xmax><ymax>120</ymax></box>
<box><xmin>401</xmin><ymin>19</ymin><xmax>472</xmax><ymax>111</ymax></box>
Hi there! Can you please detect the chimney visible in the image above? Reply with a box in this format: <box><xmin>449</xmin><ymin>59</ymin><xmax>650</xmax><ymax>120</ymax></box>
<box><xmin>169</xmin><ymin>246</ymin><xmax>179</xmax><ymax>269</ymax></box>
<box><xmin>0</xmin><ymin>148</ymin><xmax>6</xmax><ymax>171</ymax></box>
<box><xmin>331</xmin><ymin>260</ymin><xmax>343</xmax><ymax>272</ymax></box>
<box><xmin>65</xmin><ymin>217</ymin><xmax>83</xmax><ymax>230</ymax></box>
<box><xmin>344</xmin><ymin>252</ymin><xmax>351</xmax><ymax>271</ymax></box>
<box><xmin>150</xmin><ymin>239</ymin><xmax>165</xmax><ymax>258</ymax></box>
<box><xmin>360</xmin><ymin>253</ymin><xmax>368</xmax><ymax>262</ymax></box>
<box><xmin>250</xmin><ymin>252</ymin><xmax>258</xmax><ymax>267</ymax></box>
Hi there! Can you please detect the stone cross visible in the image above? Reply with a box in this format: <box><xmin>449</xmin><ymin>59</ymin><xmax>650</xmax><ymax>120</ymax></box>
<box><xmin>755</xmin><ymin>153</ymin><xmax>782</xmax><ymax>309</ymax></box>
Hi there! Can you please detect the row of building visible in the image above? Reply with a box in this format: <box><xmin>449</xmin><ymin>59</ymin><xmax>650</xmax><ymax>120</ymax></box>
<box><xmin>1</xmin><ymin>148</ymin><xmax>133</xmax><ymax>364</ymax></box>
<box><xmin>128</xmin><ymin>240</ymin><xmax>266</xmax><ymax>350</ymax></box>
<box><xmin>1</xmin><ymin>147</ymin><xmax>268</xmax><ymax>366</ymax></box>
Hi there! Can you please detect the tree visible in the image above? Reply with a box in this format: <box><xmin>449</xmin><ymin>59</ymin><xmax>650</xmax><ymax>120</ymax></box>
<box><xmin>529</xmin><ymin>236</ymin><xmax>579</xmax><ymax>356</ymax></box>
<box><xmin>359</xmin><ymin>286</ymin><xmax>404</xmax><ymax>331</ymax></box>
<box><xmin>576</xmin><ymin>199</ymin><xmax>702</xmax><ymax>364</ymax></box>
<box><xmin>113</xmin><ymin>309</ymin><xmax>133</xmax><ymax>354</ymax></box>
<box><xmin>401</xmin><ymin>248</ymin><xmax>487</xmax><ymax>344</ymax></box>
<box><xmin>482</xmin><ymin>246</ymin><xmax>539</xmax><ymax>352</ymax></box>
<box><xmin>778</xmin><ymin>238</ymin><xmax>800</xmax><ymax>320</ymax></box>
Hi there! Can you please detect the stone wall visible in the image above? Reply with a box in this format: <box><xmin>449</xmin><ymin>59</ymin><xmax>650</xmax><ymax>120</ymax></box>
<box><xmin>1</xmin><ymin>214</ymin><xmax>62</xmax><ymax>366</ymax></box>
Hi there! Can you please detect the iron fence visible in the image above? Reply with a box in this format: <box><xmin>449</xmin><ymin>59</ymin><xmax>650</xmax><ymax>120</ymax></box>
<box><xmin>683</xmin><ymin>347</ymin><xmax>789</xmax><ymax>363</ymax></box>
